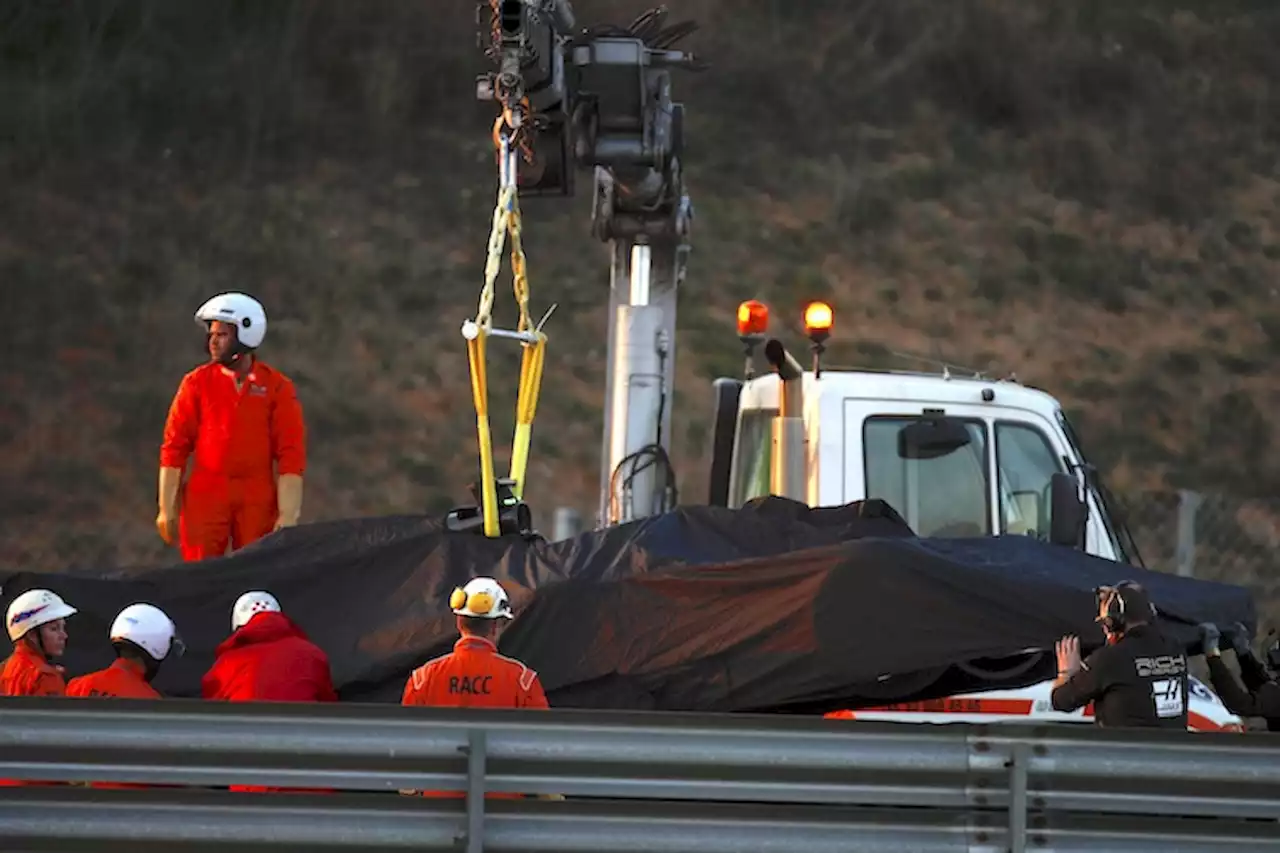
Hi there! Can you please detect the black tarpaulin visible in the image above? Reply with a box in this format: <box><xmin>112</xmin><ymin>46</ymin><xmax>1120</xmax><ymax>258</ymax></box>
<box><xmin>0</xmin><ymin>498</ymin><xmax>910</xmax><ymax>702</ymax></box>
<box><xmin>503</xmin><ymin>533</ymin><xmax>1257</xmax><ymax>713</ymax></box>
<box><xmin>0</xmin><ymin>497</ymin><xmax>1256</xmax><ymax>711</ymax></box>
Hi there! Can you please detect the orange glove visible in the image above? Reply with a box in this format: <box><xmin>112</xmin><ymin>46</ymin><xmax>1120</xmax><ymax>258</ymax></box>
<box><xmin>156</xmin><ymin>466</ymin><xmax>181</xmax><ymax>545</ymax></box>
<box><xmin>273</xmin><ymin>473</ymin><xmax>303</xmax><ymax>531</ymax></box>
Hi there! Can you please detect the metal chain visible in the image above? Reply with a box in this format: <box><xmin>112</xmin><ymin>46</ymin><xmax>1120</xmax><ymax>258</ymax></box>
<box><xmin>508</xmin><ymin>196</ymin><xmax>531</xmax><ymax>334</ymax></box>
<box><xmin>475</xmin><ymin>185</ymin><xmax>511</xmax><ymax>330</ymax></box>
<box><xmin>487</xmin><ymin>0</ymin><xmax>502</xmax><ymax>58</ymax></box>
<box><xmin>475</xmin><ymin>115</ymin><xmax>533</xmax><ymax>333</ymax></box>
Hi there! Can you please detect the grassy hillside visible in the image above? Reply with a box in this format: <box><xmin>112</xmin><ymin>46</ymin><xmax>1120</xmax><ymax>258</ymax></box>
<box><xmin>3</xmin><ymin>0</ymin><xmax>1280</xmax><ymax>615</ymax></box>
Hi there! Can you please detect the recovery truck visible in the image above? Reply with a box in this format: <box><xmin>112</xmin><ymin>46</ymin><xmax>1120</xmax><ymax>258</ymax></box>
<box><xmin>700</xmin><ymin>299</ymin><xmax>1242</xmax><ymax>731</ymax></box>
<box><xmin>468</xmin><ymin>1</ymin><xmax>1240</xmax><ymax>731</ymax></box>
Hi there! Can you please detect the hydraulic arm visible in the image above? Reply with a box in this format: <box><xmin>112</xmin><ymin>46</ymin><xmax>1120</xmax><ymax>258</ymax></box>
<box><xmin>585</xmin><ymin>27</ymin><xmax>696</xmax><ymax>527</ymax></box>
<box><xmin>471</xmin><ymin>1</ymin><xmax>703</xmax><ymax>533</ymax></box>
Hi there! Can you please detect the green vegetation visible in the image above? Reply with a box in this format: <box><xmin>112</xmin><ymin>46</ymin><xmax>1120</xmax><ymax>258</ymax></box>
<box><xmin>3</xmin><ymin>0</ymin><xmax>1279</xmax><ymax>620</ymax></box>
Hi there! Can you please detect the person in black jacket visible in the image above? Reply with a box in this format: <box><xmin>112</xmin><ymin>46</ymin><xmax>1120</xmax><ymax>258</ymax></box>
<box><xmin>1200</xmin><ymin>622</ymin><xmax>1280</xmax><ymax>732</ymax></box>
<box><xmin>1050</xmin><ymin>581</ymin><xmax>1189</xmax><ymax>729</ymax></box>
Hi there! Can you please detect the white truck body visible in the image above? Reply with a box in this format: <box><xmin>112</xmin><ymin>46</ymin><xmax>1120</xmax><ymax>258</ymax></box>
<box><xmin>727</xmin><ymin>370</ymin><xmax>1125</xmax><ymax>559</ymax></box>
<box><xmin>723</xmin><ymin>367</ymin><xmax>1242</xmax><ymax>733</ymax></box>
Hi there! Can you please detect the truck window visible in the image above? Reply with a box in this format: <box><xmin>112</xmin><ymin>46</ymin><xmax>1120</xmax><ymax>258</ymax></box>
<box><xmin>863</xmin><ymin>416</ymin><xmax>991</xmax><ymax>537</ymax></box>
<box><xmin>730</xmin><ymin>408</ymin><xmax>776</xmax><ymax>507</ymax></box>
<box><xmin>995</xmin><ymin>421</ymin><xmax>1063</xmax><ymax>539</ymax></box>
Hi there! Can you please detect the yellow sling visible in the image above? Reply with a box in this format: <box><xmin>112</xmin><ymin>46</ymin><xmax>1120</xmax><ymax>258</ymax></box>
<box><xmin>463</xmin><ymin>117</ymin><xmax>552</xmax><ymax>537</ymax></box>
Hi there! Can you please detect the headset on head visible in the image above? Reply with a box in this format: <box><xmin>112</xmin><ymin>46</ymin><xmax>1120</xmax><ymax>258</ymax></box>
<box><xmin>450</xmin><ymin>585</ymin><xmax>500</xmax><ymax>617</ymax></box>
<box><xmin>1095</xmin><ymin>580</ymin><xmax>1153</xmax><ymax>634</ymax></box>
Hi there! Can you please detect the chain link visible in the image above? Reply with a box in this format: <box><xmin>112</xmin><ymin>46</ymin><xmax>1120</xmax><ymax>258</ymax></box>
<box><xmin>507</xmin><ymin>193</ymin><xmax>531</xmax><ymax>333</ymax></box>
<box><xmin>475</xmin><ymin>115</ymin><xmax>533</xmax><ymax>333</ymax></box>
<box><xmin>475</xmin><ymin>185</ymin><xmax>511</xmax><ymax>330</ymax></box>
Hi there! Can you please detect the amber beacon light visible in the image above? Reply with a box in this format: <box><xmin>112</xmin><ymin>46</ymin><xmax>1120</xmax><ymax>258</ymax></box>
<box><xmin>803</xmin><ymin>301</ymin><xmax>833</xmax><ymax>377</ymax></box>
<box><xmin>803</xmin><ymin>301</ymin><xmax>833</xmax><ymax>339</ymax></box>
<box><xmin>736</xmin><ymin>300</ymin><xmax>769</xmax><ymax>380</ymax></box>
<box><xmin>737</xmin><ymin>299</ymin><xmax>769</xmax><ymax>337</ymax></box>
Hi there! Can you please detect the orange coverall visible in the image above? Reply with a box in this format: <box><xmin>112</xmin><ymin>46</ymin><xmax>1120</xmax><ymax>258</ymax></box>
<box><xmin>0</xmin><ymin>641</ymin><xmax>66</xmax><ymax>697</ymax></box>
<box><xmin>202</xmin><ymin>613</ymin><xmax>337</xmax><ymax>794</ymax></box>
<box><xmin>160</xmin><ymin>360</ymin><xmax>306</xmax><ymax>561</ymax></box>
<box><xmin>67</xmin><ymin>658</ymin><xmax>162</xmax><ymax>790</ymax></box>
<box><xmin>0</xmin><ymin>643</ymin><xmax>66</xmax><ymax>787</ymax></box>
<box><xmin>401</xmin><ymin>635</ymin><xmax>549</xmax><ymax>799</ymax></box>
<box><xmin>402</xmin><ymin>636</ymin><xmax>550</xmax><ymax>710</ymax></box>
<box><xmin>66</xmin><ymin>658</ymin><xmax>159</xmax><ymax>699</ymax></box>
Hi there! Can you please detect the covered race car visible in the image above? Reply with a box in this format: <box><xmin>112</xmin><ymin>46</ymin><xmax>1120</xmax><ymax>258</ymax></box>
<box><xmin>0</xmin><ymin>497</ymin><xmax>1258</xmax><ymax>721</ymax></box>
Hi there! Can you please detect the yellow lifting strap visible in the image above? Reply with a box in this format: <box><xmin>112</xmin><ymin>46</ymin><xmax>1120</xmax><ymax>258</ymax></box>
<box><xmin>463</xmin><ymin>117</ymin><xmax>552</xmax><ymax>537</ymax></box>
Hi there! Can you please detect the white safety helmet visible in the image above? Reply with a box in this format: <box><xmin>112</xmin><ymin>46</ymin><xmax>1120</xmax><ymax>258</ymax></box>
<box><xmin>232</xmin><ymin>590</ymin><xmax>281</xmax><ymax>632</ymax></box>
<box><xmin>110</xmin><ymin>603</ymin><xmax>184</xmax><ymax>662</ymax></box>
<box><xmin>449</xmin><ymin>577</ymin><xmax>514</xmax><ymax>620</ymax></box>
<box><xmin>6</xmin><ymin>589</ymin><xmax>77</xmax><ymax>642</ymax></box>
<box><xmin>194</xmin><ymin>292</ymin><xmax>267</xmax><ymax>349</ymax></box>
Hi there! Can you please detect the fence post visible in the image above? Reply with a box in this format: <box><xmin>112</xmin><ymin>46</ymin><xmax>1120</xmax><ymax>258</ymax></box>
<box><xmin>553</xmin><ymin>506</ymin><xmax>583</xmax><ymax>541</ymax></box>
<box><xmin>1175</xmin><ymin>490</ymin><xmax>1202</xmax><ymax>578</ymax></box>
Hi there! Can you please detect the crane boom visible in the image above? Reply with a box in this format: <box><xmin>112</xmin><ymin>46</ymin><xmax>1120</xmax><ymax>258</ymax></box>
<box><xmin>474</xmin><ymin>2</ymin><xmax>703</xmax><ymax>531</ymax></box>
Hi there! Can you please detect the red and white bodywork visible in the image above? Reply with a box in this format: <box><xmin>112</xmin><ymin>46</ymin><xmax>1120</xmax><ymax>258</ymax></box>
<box><xmin>825</xmin><ymin>675</ymin><xmax>1244</xmax><ymax>732</ymax></box>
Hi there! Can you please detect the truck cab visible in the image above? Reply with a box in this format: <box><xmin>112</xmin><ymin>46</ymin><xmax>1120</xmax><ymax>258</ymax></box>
<box><xmin>707</xmin><ymin>299</ymin><xmax>1134</xmax><ymax>564</ymax></box>
<box><xmin>716</xmin><ymin>369</ymin><xmax>1133</xmax><ymax>563</ymax></box>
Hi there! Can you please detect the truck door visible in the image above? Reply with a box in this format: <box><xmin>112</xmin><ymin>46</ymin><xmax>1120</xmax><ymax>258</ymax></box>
<box><xmin>991</xmin><ymin>413</ymin><xmax>1118</xmax><ymax>560</ymax></box>
<box><xmin>843</xmin><ymin>400</ymin><xmax>994</xmax><ymax>538</ymax></box>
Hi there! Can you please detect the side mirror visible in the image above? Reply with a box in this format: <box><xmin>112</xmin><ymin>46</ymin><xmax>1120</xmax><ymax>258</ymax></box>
<box><xmin>898</xmin><ymin>417</ymin><xmax>972</xmax><ymax>460</ymax></box>
<box><xmin>1048</xmin><ymin>472</ymin><xmax>1088</xmax><ymax>549</ymax></box>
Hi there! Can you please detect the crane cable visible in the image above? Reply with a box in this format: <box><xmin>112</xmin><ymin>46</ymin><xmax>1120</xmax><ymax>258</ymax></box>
<box><xmin>464</xmin><ymin>113</ymin><xmax>551</xmax><ymax>537</ymax></box>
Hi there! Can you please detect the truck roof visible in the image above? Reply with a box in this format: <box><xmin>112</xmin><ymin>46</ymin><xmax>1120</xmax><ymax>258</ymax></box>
<box><xmin>738</xmin><ymin>368</ymin><xmax>1064</xmax><ymax>420</ymax></box>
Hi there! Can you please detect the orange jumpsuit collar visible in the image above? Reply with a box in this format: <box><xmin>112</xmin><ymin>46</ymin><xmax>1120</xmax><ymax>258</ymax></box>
<box><xmin>14</xmin><ymin>638</ymin><xmax>56</xmax><ymax>670</ymax></box>
<box><xmin>109</xmin><ymin>657</ymin><xmax>150</xmax><ymax>680</ymax></box>
<box><xmin>454</xmin><ymin>634</ymin><xmax>498</xmax><ymax>653</ymax></box>
<box><xmin>1</xmin><ymin>639</ymin><xmax>66</xmax><ymax>697</ymax></box>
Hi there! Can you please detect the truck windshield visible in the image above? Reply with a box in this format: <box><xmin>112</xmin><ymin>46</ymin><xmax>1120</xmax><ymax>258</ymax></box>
<box><xmin>730</xmin><ymin>408</ymin><xmax>776</xmax><ymax>507</ymax></box>
<box><xmin>864</xmin><ymin>416</ymin><xmax>991</xmax><ymax>537</ymax></box>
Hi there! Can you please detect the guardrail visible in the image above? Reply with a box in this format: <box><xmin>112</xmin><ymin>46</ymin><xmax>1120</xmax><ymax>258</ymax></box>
<box><xmin>1</xmin><ymin>697</ymin><xmax>1278</xmax><ymax>852</ymax></box>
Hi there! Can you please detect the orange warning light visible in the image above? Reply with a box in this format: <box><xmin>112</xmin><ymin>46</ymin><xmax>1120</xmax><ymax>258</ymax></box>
<box><xmin>804</xmin><ymin>301</ymin><xmax>834</xmax><ymax>336</ymax></box>
<box><xmin>737</xmin><ymin>300</ymin><xmax>769</xmax><ymax>336</ymax></box>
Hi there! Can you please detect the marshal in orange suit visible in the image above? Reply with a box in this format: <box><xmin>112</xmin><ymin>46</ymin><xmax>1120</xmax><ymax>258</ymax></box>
<box><xmin>157</xmin><ymin>292</ymin><xmax>307</xmax><ymax>562</ymax></box>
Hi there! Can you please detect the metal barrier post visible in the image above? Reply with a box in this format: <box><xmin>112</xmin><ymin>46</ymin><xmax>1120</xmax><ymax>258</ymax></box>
<box><xmin>1175</xmin><ymin>489</ymin><xmax>1202</xmax><ymax>577</ymax></box>
<box><xmin>465</xmin><ymin>730</ymin><xmax>487</xmax><ymax>853</ymax></box>
<box><xmin>1008</xmin><ymin>742</ymin><xmax>1028</xmax><ymax>853</ymax></box>
<box><xmin>553</xmin><ymin>506</ymin><xmax>583</xmax><ymax>541</ymax></box>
